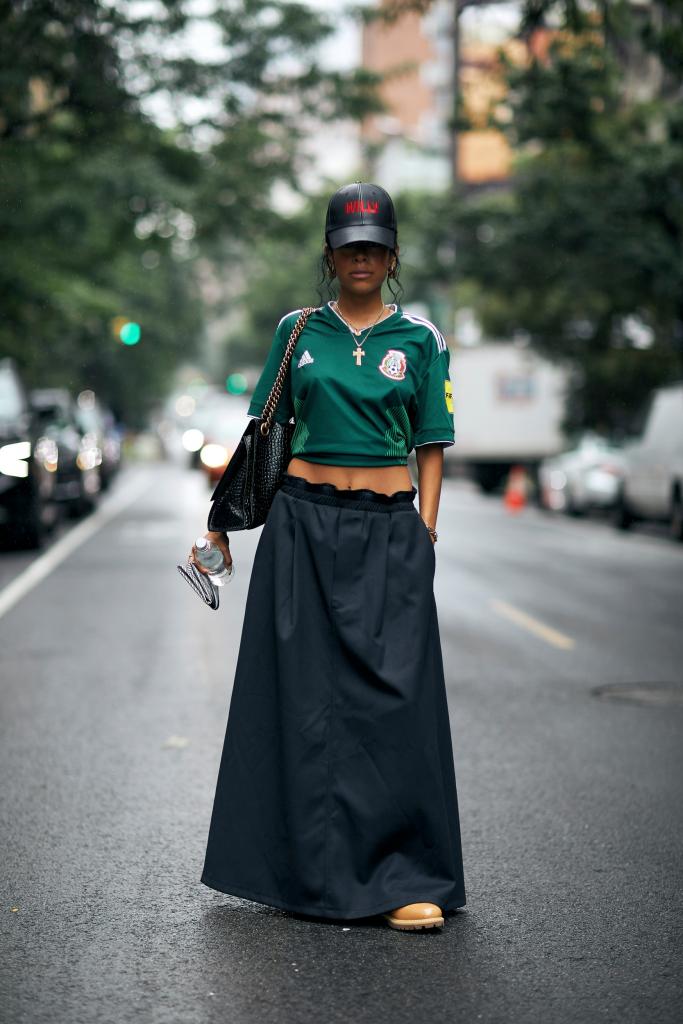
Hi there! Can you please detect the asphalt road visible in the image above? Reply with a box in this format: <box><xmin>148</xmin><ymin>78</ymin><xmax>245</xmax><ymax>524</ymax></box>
<box><xmin>1</xmin><ymin>461</ymin><xmax>681</xmax><ymax>1024</ymax></box>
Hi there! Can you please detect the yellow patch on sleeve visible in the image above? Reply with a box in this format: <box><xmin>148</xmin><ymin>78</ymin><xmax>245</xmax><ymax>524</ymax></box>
<box><xmin>444</xmin><ymin>379</ymin><xmax>453</xmax><ymax>413</ymax></box>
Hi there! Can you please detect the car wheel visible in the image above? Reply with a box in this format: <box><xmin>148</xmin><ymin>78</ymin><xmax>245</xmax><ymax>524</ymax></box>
<box><xmin>613</xmin><ymin>487</ymin><xmax>634</xmax><ymax>531</ymax></box>
<box><xmin>69</xmin><ymin>473</ymin><xmax>99</xmax><ymax>518</ymax></box>
<box><xmin>670</xmin><ymin>490</ymin><xmax>683</xmax><ymax>543</ymax></box>
<box><xmin>11</xmin><ymin>487</ymin><xmax>45</xmax><ymax>550</ymax></box>
<box><xmin>565</xmin><ymin>488</ymin><xmax>584</xmax><ymax>517</ymax></box>
<box><xmin>74</xmin><ymin>493</ymin><xmax>97</xmax><ymax>518</ymax></box>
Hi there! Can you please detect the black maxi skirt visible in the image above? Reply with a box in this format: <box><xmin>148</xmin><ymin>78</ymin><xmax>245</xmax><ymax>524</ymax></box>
<box><xmin>200</xmin><ymin>472</ymin><xmax>467</xmax><ymax>919</ymax></box>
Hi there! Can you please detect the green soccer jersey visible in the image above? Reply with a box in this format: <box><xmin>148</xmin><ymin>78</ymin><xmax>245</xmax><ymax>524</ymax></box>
<box><xmin>247</xmin><ymin>301</ymin><xmax>455</xmax><ymax>467</ymax></box>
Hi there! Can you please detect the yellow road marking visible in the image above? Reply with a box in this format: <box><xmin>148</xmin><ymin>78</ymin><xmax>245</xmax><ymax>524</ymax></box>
<box><xmin>490</xmin><ymin>598</ymin><xmax>575</xmax><ymax>650</ymax></box>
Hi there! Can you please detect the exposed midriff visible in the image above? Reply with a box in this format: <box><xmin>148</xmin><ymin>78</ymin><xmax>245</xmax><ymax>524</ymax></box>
<box><xmin>286</xmin><ymin>457</ymin><xmax>413</xmax><ymax>496</ymax></box>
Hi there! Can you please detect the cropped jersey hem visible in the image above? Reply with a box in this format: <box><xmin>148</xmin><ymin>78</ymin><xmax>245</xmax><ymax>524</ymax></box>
<box><xmin>289</xmin><ymin>453</ymin><xmax>409</xmax><ymax>467</ymax></box>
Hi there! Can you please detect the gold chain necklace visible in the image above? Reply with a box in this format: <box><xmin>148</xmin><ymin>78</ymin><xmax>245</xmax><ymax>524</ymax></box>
<box><xmin>332</xmin><ymin>301</ymin><xmax>387</xmax><ymax>366</ymax></box>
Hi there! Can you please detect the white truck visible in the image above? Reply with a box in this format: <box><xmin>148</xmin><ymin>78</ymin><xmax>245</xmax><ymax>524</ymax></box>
<box><xmin>445</xmin><ymin>342</ymin><xmax>569</xmax><ymax>492</ymax></box>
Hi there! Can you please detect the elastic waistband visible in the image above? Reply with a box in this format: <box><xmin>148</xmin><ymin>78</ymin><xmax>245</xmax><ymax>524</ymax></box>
<box><xmin>279</xmin><ymin>473</ymin><xmax>417</xmax><ymax>513</ymax></box>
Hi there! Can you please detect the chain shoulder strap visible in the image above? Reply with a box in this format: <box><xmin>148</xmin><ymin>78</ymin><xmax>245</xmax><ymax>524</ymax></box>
<box><xmin>259</xmin><ymin>307</ymin><xmax>317</xmax><ymax>436</ymax></box>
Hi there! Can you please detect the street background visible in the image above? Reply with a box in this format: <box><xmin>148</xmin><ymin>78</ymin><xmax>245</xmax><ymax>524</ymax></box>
<box><xmin>2</xmin><ymin>1</ymin><xmax>682</xmax><ymax>1021</ymax></box>
<box><xmin>1</xmin><ymin>459</ymin><xmax>681</xmax><ymax>1022</ymax></box>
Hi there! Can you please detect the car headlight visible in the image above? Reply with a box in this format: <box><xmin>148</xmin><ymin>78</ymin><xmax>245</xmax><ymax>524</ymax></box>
<box><xmin>0</xmin><ymin>440</ymin><xmax>31</xmax><ymax>478</ymax></box>
<box><xmin>35</xmin><ymin>436</ymin><xmax>59</xmax><ymax>472</ymax></box>
<box><xmin>182</xmin><ymin>428</ymin><xmax>205</xmax><ymax>453</ymax></box>
<box><xmin>200</xmin><ymin>443</ymin><xmax>229</xmax><ymax>469</ymax></box>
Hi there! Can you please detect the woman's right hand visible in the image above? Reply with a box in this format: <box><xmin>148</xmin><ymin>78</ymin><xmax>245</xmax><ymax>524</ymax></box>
<box><xmin>189</xmin><ymin>531</ymin><xmax>232</xmax><ymax>575</ymax></box>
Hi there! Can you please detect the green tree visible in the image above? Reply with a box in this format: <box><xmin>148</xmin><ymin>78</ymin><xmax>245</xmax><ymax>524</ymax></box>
<box><xmin>0</xmin><ymin>0</ymin><xmax>380</xmax><ymax>426</ymax></box>
<box><xmin>373</xmin><ymin>1</ymin><xmax>683</xmax><ymax>433</ymax></box>
<box><xmin>453</xmin><ymin>0</ymin><xmax>683</xmax><ymax>433</ymax></box>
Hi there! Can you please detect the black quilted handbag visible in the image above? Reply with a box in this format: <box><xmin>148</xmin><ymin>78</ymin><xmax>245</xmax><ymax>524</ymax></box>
<box><xmin>206</xmin><ymin>307</ymin><xmax>316</xmax><ymax>531</ymax></box>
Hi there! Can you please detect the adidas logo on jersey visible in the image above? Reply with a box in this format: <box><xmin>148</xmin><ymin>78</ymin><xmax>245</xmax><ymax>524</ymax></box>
<box><xmin>297</xmin><ymin>350</ymin><xmax>314</xmax><ymax>368</ymax></box>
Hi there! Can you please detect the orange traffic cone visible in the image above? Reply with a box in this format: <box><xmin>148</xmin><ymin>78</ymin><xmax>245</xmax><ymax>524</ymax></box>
<box><xmin>504</xmin><ymin>465</ymin><xmax>528</xmax><ymax>513</ymax></box>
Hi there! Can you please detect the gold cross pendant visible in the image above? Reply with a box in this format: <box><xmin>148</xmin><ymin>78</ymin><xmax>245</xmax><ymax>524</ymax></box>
<box><xmin>353</xmin><ymin>346</ymin><xmax>365</xmax><ymax>366</ymax></box>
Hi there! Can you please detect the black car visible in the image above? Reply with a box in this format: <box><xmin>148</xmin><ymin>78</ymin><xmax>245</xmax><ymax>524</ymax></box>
<box><xmin>0</xmin><ymin>359</ymin><xmax>59</xmax><ymax>548</ymax></box>
<box><xmin>28</xmin><ymin>387</ymin><xmax>102</xmax><ymax>518</ymax></box>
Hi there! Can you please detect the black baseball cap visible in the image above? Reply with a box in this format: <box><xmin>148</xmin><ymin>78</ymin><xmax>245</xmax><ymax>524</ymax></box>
<box><xmin>325</xmin><ymin>182</ymin><xmax>397</xmax><ymax>250</ymax></box>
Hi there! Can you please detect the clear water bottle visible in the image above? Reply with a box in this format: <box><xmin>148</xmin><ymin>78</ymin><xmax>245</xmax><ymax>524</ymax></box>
<box><xmin>194</xmin><ymin>536</ymin><xmax>235</xmax><ymax>587</ymax></box>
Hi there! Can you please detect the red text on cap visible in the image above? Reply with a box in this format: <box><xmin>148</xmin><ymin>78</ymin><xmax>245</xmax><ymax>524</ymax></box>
<box><xmin>345</xmin><ymin>200</ymin><xmax>379</xmax><ymax>215</ymax></box>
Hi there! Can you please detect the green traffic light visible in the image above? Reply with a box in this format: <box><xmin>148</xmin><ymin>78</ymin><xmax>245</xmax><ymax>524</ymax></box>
<box><xmin>120</xmin><ymin>322</ymin><xmax>141</xmax><ymax>345</ymax></box>
<box><xmin>226</xmin><ymin>373</ymin><xmax>247</xmax><ymax>395</ymax></box>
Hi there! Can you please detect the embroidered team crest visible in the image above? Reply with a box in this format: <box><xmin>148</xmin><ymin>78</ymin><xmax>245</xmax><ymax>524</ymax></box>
<box><xmin>378</xmin><ymin>349</ymin><xmax>407</xmax><ymax>381</ymax></box>
<box><xmin>297</xmin><ymin>349</ymin><xmax>314</xmax><ymax>368</ymax></box>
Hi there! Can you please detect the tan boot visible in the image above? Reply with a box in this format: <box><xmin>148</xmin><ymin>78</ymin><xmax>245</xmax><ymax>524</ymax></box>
<box><xmin>383</xmin><ymin>902</ymin><xmax>444</xmax><ymax>931</ymax></box>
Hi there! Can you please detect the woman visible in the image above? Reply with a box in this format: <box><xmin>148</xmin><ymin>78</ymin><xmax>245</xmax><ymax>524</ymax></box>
<box><xmin>190</xmin><ymin>182</ymin><xmax>466</xmax><ymax>931</ymax></box>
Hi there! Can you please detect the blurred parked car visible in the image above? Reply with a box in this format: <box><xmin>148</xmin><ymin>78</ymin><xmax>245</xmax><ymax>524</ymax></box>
<box><xmin>0</xmin><ymin>359</ymin><xmax>59</xmax><ymax>548</ymax></box>
<box><xmin>539</xmin><ymin>433</ymin><xmax>626</xmax><ymax>515</ymax></box>
<box><xmin>183</xmin><ymin>395</ymin><xmax>251</xmax><ymax>486</ymax></box>
<box><xmin>614</xmin><ymin>382</ymin><xmax>683</xmax><ymax>541</ymax></box>
<box><xmin>155</xmin><ymin>385</ymin><xmax>222</xmax><ymax>463</ymax></box>
<box><xmin>29</xmin><ymin>388</ymin><xmax>102</xmax><ymax>517</ymax></box>
<box><xmin>75</xmin><ymin>390</ymin><xmax>122</xmax><ymax>491</ymax></box>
